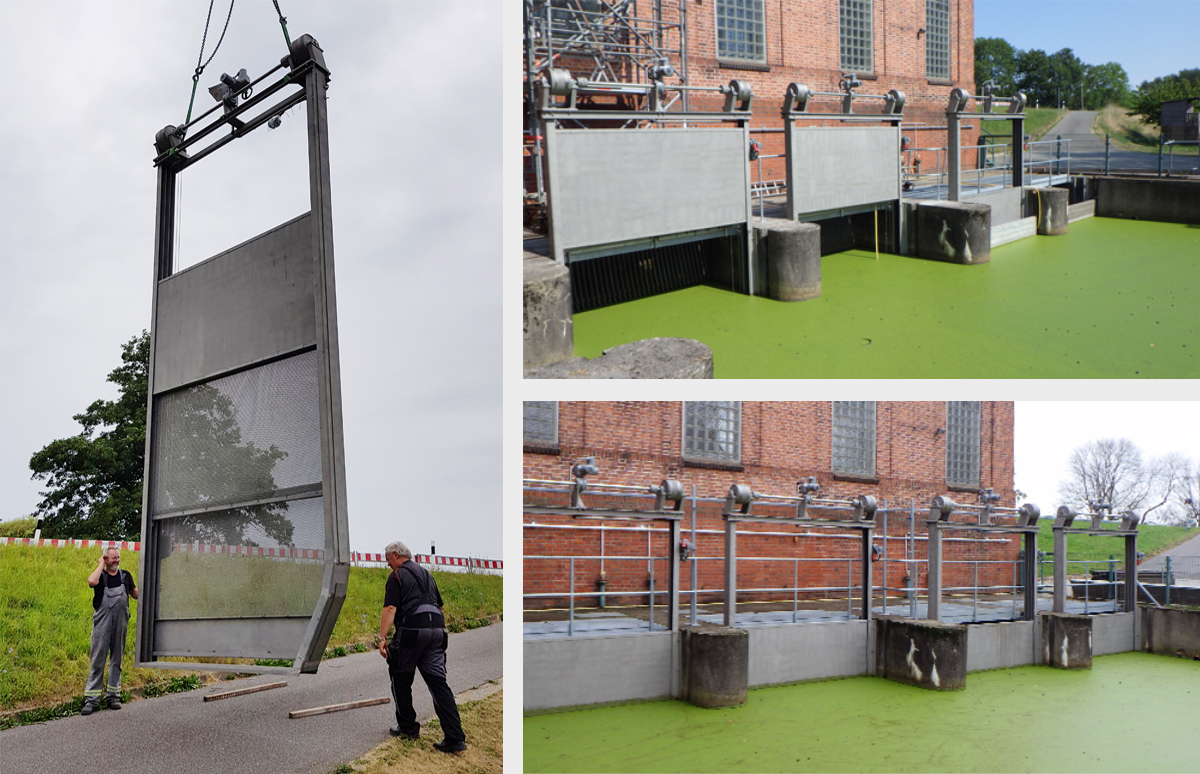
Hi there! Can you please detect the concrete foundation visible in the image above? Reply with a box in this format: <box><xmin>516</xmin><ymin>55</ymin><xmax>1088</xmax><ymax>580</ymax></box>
<box><xmin>754</xmin><ymin>219</ymin><xmax>821</xmax><ymax>301</ymax></box>
<box><xmin>875</xmin><ymin>616</ymin><xmax>966</xmax><ymax>691</ymax></box>
<box><xmin>523</xmin><ymin>337</ymin><xmax>713</xmax><ymax>379</ymax></box>
<box><xmin>748</xmin><ymin>620</ymin><xmax>871</xmax><ymax>686</ymax></box>
<box><xmin>681</xmin><ymin>627</ymin><xmax>748</xmax><ymax>708</ymax></box>
<box><xmin>1141</xmin><ymin>606</ymin><xmax>1200</xmax><ymax>659</ymax></box>
<box><xmin>1030</xmin><ymin>187</ymin><xmax>1069</xmax><ymax>235</ymax></box>
<box><xmin>1092</xmin><ymin>611</ymin><xmax>1138</xmax><ymax>655</ymax></box>
<box><xmin>523</xmin><ymin>252</ymin><xmax>573</xmax><ymax>370</ymax></box>
<box><xmin>915</xmin><ymin>201</ymin><xmax>991</xmax><ymax>265</ymax></box>
<box><xmin>1095</xmin><ymin>176</ymin><xmax>1200</xmax><ymax>224</ymax></box>
<box><xmin>1041</xmin><ymin>612</ymin><xmax>1093</xmax><ymax>669</ymax></box>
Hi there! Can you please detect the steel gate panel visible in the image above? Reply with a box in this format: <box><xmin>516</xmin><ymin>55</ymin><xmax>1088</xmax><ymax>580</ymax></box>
<box><xmin>546</xmin><ymin>126</ymin><xmax>750</xmax><ymax>263</ymax></box>
<box><xmin>137</xmin><ymin>35</ymin><xmax>349</xmax><ymax>675</ymax></box>
<box><xmin>786</xmin><ymin>126</ymin><xmax>900</xmax><ymax>218</ymax></box>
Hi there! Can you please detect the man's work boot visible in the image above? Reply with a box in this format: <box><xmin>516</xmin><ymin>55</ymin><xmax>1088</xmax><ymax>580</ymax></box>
<box><xmin>434</xmin><ymin>740</ymin><xmax>467</xmax><ymax>754</ymax></box>
<box><xmin>389</xmin><ymin>724</ymin><xmax>419</xmax><ymax>739</ymax></box>
<box><xmin>107</xmin><ymin>695</ymin><xmax>122</xmax><ymax>710</ymax></box>
<box><xmin>80</xmin><ymin>700</ymin><xmax>99</xmax><ymax>716</ymax></box>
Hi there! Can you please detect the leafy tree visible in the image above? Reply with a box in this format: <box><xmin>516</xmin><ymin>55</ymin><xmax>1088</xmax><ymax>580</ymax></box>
<box><xmin>975</xmin><ymin>37</ymin><xmax>1018</xmax><ymax>96</ymax></box>
<box><xmin>29</xmin><ymin>333</ymin><xmax>150</xmax><ymax>540</ymax></box>
<box><xmin>29</xmin><ymin>332</ymin><xmax>296</xmax><ymax>545</ymax></box>
<box><xmin>1084</xmin><ymin>62</ymin><xmax>1130</xmax><ymax>109</ymax></box>
<box><xmin>1127</xmin><ymin>68</ymin><xmax>1200</xmax><ymax>126</ymax></box>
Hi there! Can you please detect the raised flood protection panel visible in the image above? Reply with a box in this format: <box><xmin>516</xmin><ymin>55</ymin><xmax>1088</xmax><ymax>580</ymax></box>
<box><xmin>137</xmin><ymin>35</ymin><xmax>350</xmax><ymax>675</ymax></box>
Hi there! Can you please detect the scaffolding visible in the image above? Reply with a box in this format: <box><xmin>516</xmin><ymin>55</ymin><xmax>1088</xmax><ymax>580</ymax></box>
<box><xmin>524</xmin><ymin>0</ymin><xmax>688</xmax><ymax>203</ymax></box>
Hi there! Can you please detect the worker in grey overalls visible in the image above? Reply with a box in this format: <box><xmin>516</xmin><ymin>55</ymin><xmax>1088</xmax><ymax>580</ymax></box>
<box><xmin>377</xmin><ymin>540</ymin><xmax>466</xmax><ymax>754</ymax></box>
<box><xmin>83</xmin><ymin>546</ymin><xmax>138</xmax><ymax>715</ymax></box>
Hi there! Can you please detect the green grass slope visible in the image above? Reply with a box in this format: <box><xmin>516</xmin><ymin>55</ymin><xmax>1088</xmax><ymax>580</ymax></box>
<box><xmin>0</xmin><ymin>544</ymin><xmax>501</xmax><ymax>712</ymax></box>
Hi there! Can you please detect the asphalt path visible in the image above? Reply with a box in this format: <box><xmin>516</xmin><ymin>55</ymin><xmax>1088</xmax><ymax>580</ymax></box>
<box><xmin>2</xmin><ymin>623</ymin><xmax>502</xmax><ymax>774</ymax></box>
<box><xmin>1042</xmin><ymin>110</ymin><xmax>1198</xmax><ymax>174</ymax></box>
<box><xmin>1139</xmin><ymin>530</ymin><xmax>1200</xmax><ymax>574</ymax></box>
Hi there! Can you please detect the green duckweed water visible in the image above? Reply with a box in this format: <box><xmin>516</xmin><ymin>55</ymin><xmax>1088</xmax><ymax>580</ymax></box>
<box><xmin>573</xmin><ymin>218</ymin><xmax>1199</xmax><ymax>378</ymax></box>
<box><xmin>524</xmin><ymin>652</ymin><xmax>1198</xmax><ymax>773</ymax></box>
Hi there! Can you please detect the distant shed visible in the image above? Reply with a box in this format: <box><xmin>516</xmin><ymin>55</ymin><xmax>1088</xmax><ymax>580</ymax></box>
<box><xmin>1161</xmin><ymin>97</ymin><xmax>1198</xmax><ymax>141</ymax></box>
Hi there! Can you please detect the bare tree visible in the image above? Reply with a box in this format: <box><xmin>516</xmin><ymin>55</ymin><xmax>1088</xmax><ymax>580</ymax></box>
<box><xmin>1058</xmin><ymin>440</ymin><xmax>1194</xmax><ymax>525</ymax></box>
<box><xmin>1160</xmin><ymin>459</ymin><xmax>1200</xmax><ymax>528</ymax></box>
<box><xmin>1058</xmin><ymin>438</ymin><xmax>1152</xmax><ymax>515</ymax></box>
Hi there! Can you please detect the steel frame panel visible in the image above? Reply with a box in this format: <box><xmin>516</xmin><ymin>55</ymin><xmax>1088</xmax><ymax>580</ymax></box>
<box><xmin>784</xmin><ymin>124</ymin><xmax>901</xmax><ymax>220</ymax></box>
<box><xmin>543</xmin><ymin>121</ymin><xmax>752</xmax><ymax>266</ymax></box>
<box><xmin>136</xmin><ymin>35</ymin><xmax>350</xmax><ymax>675</ymax></box>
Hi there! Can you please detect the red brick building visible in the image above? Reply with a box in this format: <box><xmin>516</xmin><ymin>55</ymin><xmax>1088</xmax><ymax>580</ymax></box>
<box><xmin>524</xmin><ymin>401</ymin><xmax>1019</xmax><ymax>610</ymax></box>
<box><xmin>525</xmin><ymin>0</ymin><xmax>980</xmax><ymax>197</ymax></box>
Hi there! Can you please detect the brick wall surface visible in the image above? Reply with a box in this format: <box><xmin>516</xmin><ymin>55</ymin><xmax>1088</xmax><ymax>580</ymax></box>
<box><xmin>524</xmin><ymin>401</ymin><xmax>1019</xmax><ymax>608</ymax></box>
<box><xmin>525</xmin><ymin>0</ymin><xmax>980</xmax><ymax>193</ymax></box>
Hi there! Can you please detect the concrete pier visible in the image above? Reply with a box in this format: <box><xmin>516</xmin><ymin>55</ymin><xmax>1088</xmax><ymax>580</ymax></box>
<box><xmin>875</xmin><ymin>617</ymin><xmax>967</xmax><ymax>691</ymax></box>
<box><xmin>523</xmin><ymin>252</ymin><xmax>573</xmax><ymax>370</ymax></box>
<box><xmin>1041</xmin><ymin>612</ymin><xmax>1093</xmax><ymax>669</ymax></box>
<box><xmin>754</xmin><ymin>219</ymin><xmax>822</xmax><ymax>301</ymax></box>
<box><xmin>681</xmin><ymin>626</ymin><xmax>749</xmax><ymax>708</ymax></box>
<box><xmin>916</xmin><ymin>201</ymin><xmax>992</xmax><ymax>264</ymax></box>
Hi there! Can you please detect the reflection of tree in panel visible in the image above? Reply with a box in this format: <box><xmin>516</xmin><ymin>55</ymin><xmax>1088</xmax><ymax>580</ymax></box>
<box><xmin>158</xmin><ymin>383</ymin><xmax>294</xmax><ymax>547</ymax></box>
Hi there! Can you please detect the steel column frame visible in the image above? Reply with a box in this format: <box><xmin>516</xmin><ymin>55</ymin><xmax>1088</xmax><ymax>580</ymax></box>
<box><xmin>1051</xmin><ymin>506</ymin><xmax>1139</xmax><ymax>616</ymax></box>
<box><xmin>136</xmin><ymin>35</ymin><xmax>349</xmax><ymax>675</ymax></box>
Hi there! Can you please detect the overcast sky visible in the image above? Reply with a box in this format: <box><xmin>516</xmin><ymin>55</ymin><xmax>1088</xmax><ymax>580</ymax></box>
<box><xmin>0</xmin><ymin>1</ymin><xmax>501</xmax><ymax>559</ymax></box>
<box><xmin>975</xmin><ymin>0</ymin><xmax>1195</xmax><ymax>87</ymax></box>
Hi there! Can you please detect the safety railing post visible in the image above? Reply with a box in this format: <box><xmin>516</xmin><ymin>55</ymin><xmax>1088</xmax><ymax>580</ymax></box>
<box><xmin>1105</xmin><ymin>134</ymin><xmax>1111</xmax><ymax>175</ymax></box>
<box><xmin>1055</xmin><ymin>134</ymin><xmax>1062</xmax><ymax>175</ymax></box>
<box><xmin>1158</xmin><ymin>133</ymin><xmax>1164</xmax><ymax>177</ymax></box>
<box><xmin>1166</xmin><ymin>555</ymin><xmax>1172</xmax><ymax>606</ymax></box>
<box><xmin>648</xmin><ymin>558</ymin><xmax>656</xmax><ymax>632</ymax></box>
<box><xmin>568</xmin><ymin>556</ymin><xmax>575</xmax><ymax>637</ymax></box>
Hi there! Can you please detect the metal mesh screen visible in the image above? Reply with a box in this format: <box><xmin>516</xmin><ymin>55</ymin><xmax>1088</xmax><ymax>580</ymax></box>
<box><xmin>683</xmin><ymin>401</ymin><xmax>741</xmax><ymax>463</ymax></box>
<box><xmin>717</xmin><ymin>0</ymin><xmax>765</xmax><ymax>63</ymax></box>
<box><xmin>568</xmin><ymin>238</ymin><xmax>721</xmax><ymax>312</ymax></box>
<box><xmin>925</xmin><ymin>0</ymin><xmax>951</xmax><ymax>79</ymax></box>
<box><xmin>524</xmin><ymin>401</ymin><xmax>559</xmax><ymax>445</ymax></box>
<box><xmin>150</xmin><ymin>350</ymin><xmax>322</xmax><ymax>516</ymax></box>
<box><xmin>155</xmin><ymin>496</ymin><xmax>325</xmax><ymax>620</ymax></box>
<box><xmin>946</xmin><ymin>401</ymin><xmax>981</xmax><ymax>487</ymax></box>
<box><xmin>832</xmin><ymin>401</ymin><xmax>876</xmax><ymax>477</ymax></box>
<box><xmin>840</xmin><ymin>0</ymin><xmax>873</xmax><ymax>74</ymax></box>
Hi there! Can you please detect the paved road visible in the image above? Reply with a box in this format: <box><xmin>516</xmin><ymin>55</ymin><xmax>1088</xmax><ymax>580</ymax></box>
<box><xmin>2</xmin><ymin>623</ymin><xmax>502</xmax><ymax>774</ymax></box>
<box><xmin>1042</xmin><ymin>110</ymin><xmax>1198</xmax><ymax>174</ymax></box>
<box><xmin>1140</xmin><ymin>530</ymin><xmax>1200</xmax><ymax>577</ymax></box>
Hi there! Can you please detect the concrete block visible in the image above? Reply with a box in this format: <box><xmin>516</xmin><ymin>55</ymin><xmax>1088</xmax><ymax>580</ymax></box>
<box><xmin>682</xmin><ymin>626</ymin><xmax>749</xmax><ymax>708</ymax></box>
<box><xmin>875</xmin><ymin>616</ymin><xmax>966</xmax><ymax>691</ymax></box>
<box><xmin>916</xmin><ymin>201</ymin><xmax>991</xmax><ymax>265</ymax></box>
<box><xmin>754</xmin><ymin>218</ymin><xmax>821</xmax><ymax>301</ymax></box>
<box><xmin>1095</xmin><ymin>177</ymin><xmax>1200</xmax><ymax>224</ymax></box>
<box><xmin>523</xmin><ymin>337</ymin><xmax>713</xmax><ymax>379</ymax></box>
<box><xmin>1041</xmin><ymin>612</ymin><xmax>1093</xmax><ymax>669</ymax></box>
<box><xmin>1141</xmin><ymin>606</ymin><xmax>1200</xmax><ymax>659</ymax></box>
<box><xmin>523</xmin><ymin>252</ymin><xmax>573</xmax><ymax>370</ymax></box>
<box><xmin>1030</xmin><ymin>187</ymin><xmax>1069</xmax><ymax>235</ymax></box>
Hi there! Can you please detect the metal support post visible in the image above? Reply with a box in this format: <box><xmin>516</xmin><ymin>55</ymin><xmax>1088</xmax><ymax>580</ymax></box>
<box><xmin>668</xmin><ymin>518</ymin><xmax>681</xmax><ymax>631</ymax></box>
<box><xmin>1123</xmin><ymin>535</ymin><xmax>1137</xmax><ymax>613</ymax></box>
<box><xmin>568</xmin><ymin>556</ymin><xmax>575</xmax><ymax>637</ymax></box>
<box><xmin>1105</xmin><ymin>134</ymin><xmax>1111</xmax><ymax>175</ymax></box>
<box><xmin>1158</xmin><ymin>134</ymin><xmax>1164</xmax><ymax>177</ymax></box>
<box><xmin>723</xmin><ymin>520</ymin><xmax>737</xmax><ymax>627</ymax></box>
<box><xmin>861</xmin><ymin>529</ymin><xmax>874</xmax><ymax>620</ymax></box>
<box><xmin>927</xmin><ymin>520</ymin><xmax>942</xmax><ymax>621</ymax></box>
<box><xmin>947</xmin><ymin>112</ymin><xmax>961</xmax><ymax>201</ymax></box>
<box><xmin>1022</xmin><ymin>531</ymin><xmax>1038</xmax><ymax>620</ymax></box>
<box><xmin>1055</xmin><ymin>134</ymin><xmax>1062</xmax><ymax>175</ymax></box>
<box><xmin>1166</xmin><ymin>556</ymin><xmax>1172</xmax><ymax>606</ymax></box>
<box><xmin>1011</xmin><ymin>117</ymin><xmax>1025</xmax><ymax>189</ymax></box>
<box><xmin>1052</xmin><ymin>526</ymin><xmax>1067</xmax><ymax>613</ymax></box>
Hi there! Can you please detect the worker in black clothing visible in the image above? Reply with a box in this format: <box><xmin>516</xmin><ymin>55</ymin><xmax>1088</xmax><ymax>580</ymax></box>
<box><xmin>377</xmin><ymin>540</ymin><xmax>466</xmax><ymax>754</ymax></box>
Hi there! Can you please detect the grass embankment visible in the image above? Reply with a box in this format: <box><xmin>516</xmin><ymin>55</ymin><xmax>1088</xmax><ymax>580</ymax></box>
<box><xmin>980</xmin><ymin>106</ymin><xmax>1066</xmax><ymax>142</ymax></box>
<box><xmin>336</xmin><ymin>689</ymin><xmax>502</xmax><ymax>774</ymax></box>
<box><xmin>1093</xmin><ymin>103</ymin><xmax>1198</xmax><ymax>156</ymax></box>
<box><xmin>1035</xmin><ymin>520</ymin><xmax>1194</xmax><ymax>568</ymax></box>
<box><xmin>0</xmin><ymin>544</ymin><xmax>501</xmax><ymax>715</ymax></box>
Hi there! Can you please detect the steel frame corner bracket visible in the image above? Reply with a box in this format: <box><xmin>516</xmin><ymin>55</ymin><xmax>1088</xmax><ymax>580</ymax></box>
<box><xmin>136</xmin><ymin>33</ymin><xmax>349</xmax><ymax>675</ymax></box>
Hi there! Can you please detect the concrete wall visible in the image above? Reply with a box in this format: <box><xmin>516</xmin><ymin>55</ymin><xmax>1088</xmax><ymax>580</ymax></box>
<box><xmin>1092</xmin><ymin>612</ymin><xmax>1138</xmax><ymax>656</ymax></box>
<box><xmin>1095</xmin><ymin>177</ymin><xmax>1200</xmax><ymax>224</ymax></box>
<box><xmin>965</xmin><ymin>620</ymin><xmax>1039</xmax><ymax>671</ymax></box>
<box><xmin>1141</xmin><ymin>607</ymin><xmax>1200</xmax><ymax>659</ymax></box>
<box><xmin>968</xmin><ymin>187</ymin><xmax>1023</xmax><ymax>226</ymax></box>
<box><xmin>748</xmin><ymin>620</ymin><xmax>872</xmax><ymax>686</ymax></box>
<box><xmin>524</xmin><ymin>632</ymin><xmax>676</xmax><ymax>712</ymax></box>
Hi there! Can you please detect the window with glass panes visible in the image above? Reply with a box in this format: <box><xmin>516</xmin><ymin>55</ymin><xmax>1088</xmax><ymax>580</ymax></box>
<box><xmin>523</xmin><ymin>401</ymin><xmax>558</xmax><ymax>446</ymax></box>
<box><xmin>926</xmin><ymin>0</ymin><xmax>950</xmax><ymax>79</ymax></box>
<box><xmin>683</xmin><ymin>402</ymin><xmax>741</xmax><ymax>463</ymax></box>
<box><xmin>839</xmin><ymin>0</ymin><xmax>873</xmax><ymax>74</ymax></box>
<box><xmin>716</xmin><ymin>0</ymin><xmax>766</xmax><ymax>63</ymax></box>
<box><xmin>946</xmin><ymin>401</ymin><xmax>981</xmax><ymax>487</ymax></box>
<box><xmin>832</xmin><ymin>401</ymin><xmax>876</xmax><ymax>477</ymax></box>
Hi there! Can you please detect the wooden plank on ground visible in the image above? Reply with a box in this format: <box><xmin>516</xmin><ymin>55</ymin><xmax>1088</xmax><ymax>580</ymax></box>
<box><xmin>289</xmin><ymin>696</ymin><xmax>391</xmax><ymax>719</ymax></box>
<box><xmin>204</xmin><ymin>680</ymin><xmax>289</xmax><ymax>702</ymax></box>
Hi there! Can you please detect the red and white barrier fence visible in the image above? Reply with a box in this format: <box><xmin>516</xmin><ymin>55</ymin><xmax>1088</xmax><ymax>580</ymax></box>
<box><xmin>1</xmin><ymin>537</ymin><xmax>502</xmax><ymax>571</ymax></box>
